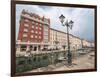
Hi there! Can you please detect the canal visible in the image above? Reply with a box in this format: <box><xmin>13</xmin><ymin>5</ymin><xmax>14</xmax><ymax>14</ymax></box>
<box><xmin>16</xmin><ymin>51</ymin><xmax>66</xmax><ymax>73</ymax></box>
<box><xmin>16</xmin><ymin>48</ymin><xmax>92</xmax><ymax>73</ymax></box>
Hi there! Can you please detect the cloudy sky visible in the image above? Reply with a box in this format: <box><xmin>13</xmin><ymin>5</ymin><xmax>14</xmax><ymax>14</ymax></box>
<box><xmin>16</xmin><ymin>4</ymin><xmax>94</xmax><ymax>42</ymax></box>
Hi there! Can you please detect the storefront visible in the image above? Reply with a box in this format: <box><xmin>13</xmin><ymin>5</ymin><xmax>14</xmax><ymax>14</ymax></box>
<box><xmin>16</xmin><ymin>41</ymin><xmax>50</xmax><ymax>53</ymax></box>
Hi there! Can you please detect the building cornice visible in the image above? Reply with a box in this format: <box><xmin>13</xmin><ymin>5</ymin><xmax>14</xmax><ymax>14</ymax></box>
<box><xmin>21</xmin><ymin>14</ymin><xmax>50</xmax><ymax>26</ymax></box>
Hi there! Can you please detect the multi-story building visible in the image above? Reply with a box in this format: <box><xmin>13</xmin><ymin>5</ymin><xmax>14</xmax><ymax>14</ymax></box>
<box><xmin>82</xmin><ymin>39</ymin><xmax>92</xmax><ymax>47</ymax></box>
<box><xmin>16</xmin><ymin>9</ymin><xmax>94</xmax><ymax>54</ymax></box>
<box><xmin>16</xmin><ymin>9</ymin><xmax>50</xmax><ymax>52</ymax></box>
<box><xmin>69</xmin><ymin>34</ymin><xmax>82</xmax><ymax>50</ymax></box>
<box><xmin>50</xmin><ymin>28</ymin><xmax>67</xmax><ymax>50</ymax></box>
<box><xmin>50</xmin><ymin>28</ymin><xmax>83</xmax><ymax>51</ymax></box>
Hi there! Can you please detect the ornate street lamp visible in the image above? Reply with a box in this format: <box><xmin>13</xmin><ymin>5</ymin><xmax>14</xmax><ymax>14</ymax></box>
<box><xmin>59</xmin><ymin>14</ymin><xmax>74</xmax><ymax>65</ymax></box>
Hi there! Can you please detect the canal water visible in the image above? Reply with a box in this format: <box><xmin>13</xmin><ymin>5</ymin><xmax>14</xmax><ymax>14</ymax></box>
<box><xmin>16</xmin><ymin>51</ymin><xmax>66</xmax><ymax>73</ymax></box>
<box><xmin>16</xmin><ymin>49</ymin><xmax>90</xmax><ymax>73</ymax></box>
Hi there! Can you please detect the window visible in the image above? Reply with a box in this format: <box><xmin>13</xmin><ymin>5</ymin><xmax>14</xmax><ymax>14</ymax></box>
<box><xmin>35</xmin><ymin>35</ymin><xmax>37</xmax><ymax>38</ymax></box>
<box><xmin>40</xmin><ymin>24</ymin><xmax>42</xmax><ymax>26</ymax></box>
<box><xmin>32</xmin><ymin>25</ymin><xmax>34</xmax><ymax>28</ymax></box>
<box><xmin>35</xmin><ymin>31</ymin><xmax>38</xmax><ymax>34</ymax></box>
<box><xmin>31</xmin><ymin>30</ymin><xmax>34</xmax><ymax>33</ymax></box>
<box><xmin>39</xmin><ymin>36</ymin><xmax>41</xmax><ymax>39</ymax></box>
<box><xmin>24</xmin><ymin>28</ymin><xmax>28</xmax><ymax>32</ymax></box>
<box><xmin>24</xmin><ymin>24</ymin><xmax>29</xmax><ymax>27</ymax></box>
<box><xmin>23</xmin><ymin>34</ymin><xmax>27</xmax><ymax>37</ymax></box>
<box><xmin>44</xmin><ymin>29</ymin><xmax>48</xmax><ymax>32</ymax></box>
<box><xmin>36</xmin><ymin>27</ymin><xmax>38</xmax><ymax>29</ymax></box>
<box><xmin>31</xmin><ymin>35</ymin><xmax>34</xmax><ymax>38</ymax></box>
<box><xmin>44</xmin><ymin>33</ymin><xmax>48</xmax><ymax>36</ymax></box>
<box><xmin>44</xmin><ymin>40</ymin><xmax>48</xmax><ymax>43</ymax></box>
<box><xmin>44</xmin><ymin>36</ymin><xmax>48</xmax><ymax>39</ymax></box>
<box><xmin>39</xmin><ymin>32</ymin><xmax>41</xmax><ymax>34</ymax></box>
<box><xmin>36</xmin><ymin>22</ymin><xmax>38</xmax><ymax>25</ymax></box>
<box><xmin>39</xmin><ymin>27</ymin><xmax>42</xmax><ymax>30</ymax></box>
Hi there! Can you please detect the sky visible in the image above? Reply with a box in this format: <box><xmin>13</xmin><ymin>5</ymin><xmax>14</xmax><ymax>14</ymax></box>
<box><xmin>16</xmin><ymin>4</ymin><xmax>95</xmax><ymax>42</ymax></box>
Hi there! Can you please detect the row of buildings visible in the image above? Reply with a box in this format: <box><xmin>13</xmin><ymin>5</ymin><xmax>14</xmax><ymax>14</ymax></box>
<box><xmin>16</xmin><ymin>9</ymin><xmax>94</xmax><ymax>54</ymax></box>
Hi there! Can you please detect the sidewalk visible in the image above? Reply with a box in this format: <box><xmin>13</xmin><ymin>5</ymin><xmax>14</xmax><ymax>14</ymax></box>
<box><xmin>53</xmin><ymin>51</ymin><xmax>95</xmax><ymax>71</ymax></box>
<box><xmin>24</xmin><ymin>51</ymin><xmax>95</xmax><ymax>73</ymax></box>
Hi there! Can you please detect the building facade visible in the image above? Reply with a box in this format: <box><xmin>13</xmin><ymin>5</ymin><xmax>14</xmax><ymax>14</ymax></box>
<box><xmin>16</xmin><ymin>10</ymin><xmax>94</xmax><ymax>55</ymax></box>
<box><xmin>69</xmin><ymin>35</ymin><xmax>82</xmax><ymax>50</ymax></box>
<box><xmin>17</xmin><ymin>9</ymin><xmax>50</xmax><ymax>53</ymax></box>
<box><xmin>50</xmin><ymin>28</ymin><xmax>67</xmax><ymax>50</ymax></box>
<box><xmin>82</xmin><ymin>39</ymin><xmax>92</xmax><ymax>47</ymax></box>
<box><xmin>50</xmin><ymin>29</ymin><xmax>83</xmax><ymax>51</ymax></box>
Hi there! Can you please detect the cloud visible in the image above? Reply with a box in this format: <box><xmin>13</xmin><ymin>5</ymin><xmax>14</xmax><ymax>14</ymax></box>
<box><xmin>16</xmin><ymin>4</ymin><xmax>94</xmax><ymax>42</ymax></box>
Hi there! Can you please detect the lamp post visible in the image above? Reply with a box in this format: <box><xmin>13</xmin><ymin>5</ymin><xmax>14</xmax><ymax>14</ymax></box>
<box><xmin>59</xmin><ymin>14</ymin><xmax>74</xmax><ymax>65</ymax></box>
